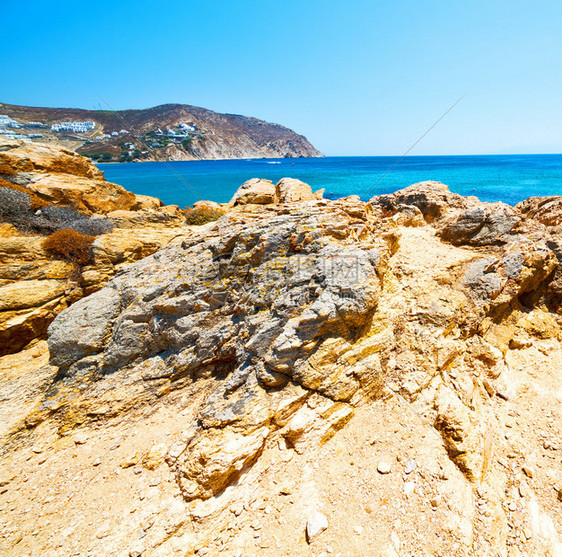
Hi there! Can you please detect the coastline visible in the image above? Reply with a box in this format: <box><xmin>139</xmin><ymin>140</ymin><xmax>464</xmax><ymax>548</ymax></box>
<box><xmin>97</xmin><ymin>153</ymin><xmax>562</xmax><ymax>209</ymax></box>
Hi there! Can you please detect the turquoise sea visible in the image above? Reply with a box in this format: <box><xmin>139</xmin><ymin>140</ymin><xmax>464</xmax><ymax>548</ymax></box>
<box><xmin>97</xmin><ymin>155</ymin><xmax>562</xmax><ymax>208</ymax></box>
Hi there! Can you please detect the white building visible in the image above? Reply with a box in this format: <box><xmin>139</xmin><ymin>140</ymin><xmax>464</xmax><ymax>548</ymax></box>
<box><xmin>25</xmin><ymin>121</ymin><xmax>47</xmax><ymax>128</ymax></box>
<box><xmin>0</xmin><ymin>116</ymin><xmax>21</xmax><ymax>128</ymax></box>
<box><xmin>51</xmin><ymin>121</ymin><xmax>95</xmax><ymax>133</ymax></box>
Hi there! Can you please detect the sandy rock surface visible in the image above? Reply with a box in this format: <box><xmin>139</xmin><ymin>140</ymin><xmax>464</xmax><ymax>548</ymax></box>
<box><xmin>0</xmin><ymin>179</ymin><xmax>560</xmax><ymax>556</ymax></box>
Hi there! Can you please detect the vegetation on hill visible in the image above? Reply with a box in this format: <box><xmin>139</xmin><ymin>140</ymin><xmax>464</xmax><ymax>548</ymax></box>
<box><xmin>0</xmin><ymin>102</ymin><xmax>323</xmax><ymax>162</ymax></box>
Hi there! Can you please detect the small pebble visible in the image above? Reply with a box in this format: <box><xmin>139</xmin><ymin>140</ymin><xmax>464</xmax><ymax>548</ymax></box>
<box><xmin>231</xmin><ymin>503</ymin><xmax>243</xmax><ymax>516</ymax></box>
<box><xmin>522</xmin><ymin>466</ymin><xmax>534</xmax><ymax>479</ymax></box>
<box><xmin>377</xmin><ymin>459</ymin><xmax>392</xmax><ymax>474</ymax></box>
<box><xmin>430</xmin><ymin>496</ymin><xmax>441</xmax><ymax>508</ymax></box>
<box><xmin>404</xmin><ymin>459</ymin><xmax>416</xmax><ymax>474</ymax></box>
<box><xmin>74</xmin><ymin>433</ymin><xmax>88</xmax><ymax>445</ymax></box>
<box><xmin>306</xmin><ymin>511</ymin><xmax>328</xmax><ymax>542</ymax></box>
<box><xmin>364</xmin><ymin>503</ymin><xmax>375</xmax><ymax>514</ymax></box>
<box><xmin>404</xmin><ymin>482</ymin><xmax>415</xmax><ymax>497</ymax></box>
<box><xmin>519</xmin><ymin>483</ymin><xmax>531</xmax><ymax>499</ymax></box>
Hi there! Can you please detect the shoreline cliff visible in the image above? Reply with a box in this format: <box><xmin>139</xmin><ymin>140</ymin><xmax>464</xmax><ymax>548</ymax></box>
<box><xmin>0</xmin><ymin>102</ymin><xmax>324</xmax><ymax>163</ymax></box>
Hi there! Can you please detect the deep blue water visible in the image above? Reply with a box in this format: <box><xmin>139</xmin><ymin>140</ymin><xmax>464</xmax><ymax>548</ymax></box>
<box><xmin>97</xmin><ymin>155</ymin><xmax>562</xmax><ymax>208</ymax></box>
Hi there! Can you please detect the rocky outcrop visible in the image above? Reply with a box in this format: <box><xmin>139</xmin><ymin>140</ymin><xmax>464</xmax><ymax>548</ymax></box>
<box><xmin>439</xmin><ymin>204</ymin><xmax>521</xmax><ymax>246</ymax></box>
<box><xmin>0</xmin><ymin>138</ymin><xmax>139</xmax><ymax>213</ymax></box>
<box><xmin>1</xmin><ymin>181</ymin><xmax>561</xmax><ymax>557</ymax></box>
<box><xmin>370</xmin><ymin>180</ymin><xmax>480</xmax><ymax>222</ymax></box>
<box><xmin>0</xmin><ymin>138</ymin><xmax>188</xmax><ymax>355</ymax></box>
<box><xmin>229</xmin><ymin>177</ymin><xmax>324</xmax><ymax>206</ymax></box>
<box><xmin>43</xmin><ymin>195</ymin><xmax>393</xmax><ymax>502</ymax></box>
<box><xmin>229</xmin><ymin>178</ymin><xmax>278</xmax><ymax>206</ymax></box>
<box><xmin>516</xmin><ymin>196</ymin><xmax>562</xmax><ymax>229</ymax></box>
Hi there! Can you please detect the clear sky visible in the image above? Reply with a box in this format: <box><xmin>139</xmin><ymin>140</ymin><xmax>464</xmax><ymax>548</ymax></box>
<box><xmin>2</xmin><ymin>0</ymin><xmax>561</xmax><ymax>155</ymax></box>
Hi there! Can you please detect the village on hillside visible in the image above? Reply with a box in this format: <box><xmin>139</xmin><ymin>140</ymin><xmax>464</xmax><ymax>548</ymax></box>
<box><xmin>0</xmin><ymin>114</ymin><xmax>206</xmax><ymax>162</ymax></box>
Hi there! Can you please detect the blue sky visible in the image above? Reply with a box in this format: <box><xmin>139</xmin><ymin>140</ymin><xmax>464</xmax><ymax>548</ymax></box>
<box><xmin>2</xmin><ymin>0</ymin><xmax>561</xmax><ymax>155</ymax></box>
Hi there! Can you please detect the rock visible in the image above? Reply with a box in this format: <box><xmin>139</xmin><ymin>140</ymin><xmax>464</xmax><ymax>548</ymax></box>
<box><xmin>0</xmin><ymin>473</ymin><xmax>14</xmax><ymax>488</ymax></box>
<box><xmin>73</xmin><ymin>432</ymin><xmax>88</xmax><ymax>445</ymax></box>
<box><xmin>275</xmin><ymin>178</ymin><xmax>318</xmax><ymax>203</ymax></box>
<box><xmin>440</xmin><ymin>204</ymin><xmax>520</xmax><ymax>246</ymax></box>
<box><xmin>519</xmin><ymin>482</ymin><xmax>533</xmax><ymax>499</ymax></box>
<box><xmin>132</xmin><ymin>194</ymin><xmax>164</xmax><ymax>211</ymax></box>
<box><xmin>391</xmin><ymin>205</ymin><xmax>426</xmax><ymax>227</ymax></box>
<box><xmin>229</xmin><ymin>178</ymin><xmax>278</xmax><ymax>206</ymax></box>
<box><xmin>482</xmin><ymin>379</ymin><xmax>495</xmax><ymax>397</ymax></box>
<box><xmin>106</xmin><ymin>208</ymin><xmax>184</xmax><ymax>229</ymax></box>
<box><xmin>193</xmin><ymin>199</ymin><xmax>226</xmax><ymax>211</ymax></box>
<box><xmin>230</xmin><ymin>502</ymin><xmax>244</xmax><ymax>516</ymax></box>
<box><xmin>370</xmin><ymin>181</ymin><xmax>479</xmax><ymax>223</ymax></box>
<box><xmin>306</xmin><ymin>511</ymin><xmax>328</xmax><ymax>542</ymax></box>
<box><xmin>461</xmin><ymin>258</ymin><xmax>503</xmax><ymax>300</ymax></box>
<box><xmin>353</xmin><ymin>525</ymin><xmax>363</xmax><ymax>535</ymax></box>
<box><xmin>516</xmin><ymin>196</ymin><xmax>562</xmax><ymax>228</ymax></box>
<box><xmin>404</xmin><ymin>459</ymin><xmax>417</xmax><ymax>474</ymax></box>
<box><xmin>3</xmin><ymin>174</ymin><xmax>561</xmax><ymax>556</ymax></box>
<box><xmin>0</xmin><ymin>223</ymin><xmax>19</xmax><ymax>237</ymax></box>
<box><xmin>377</xmin><ymin>457</ymin><xmax>393</xmax><ymax>474</ymax></box>
<box><xmin>430</xmin><ymin>495</ymin><xmax>441</xmax><ymax>508</ymax></box>
<box><xmin>120</xmin><ymin>454</ymin><xmax>140</xmax><ymax>468</ymax></box>
<box><xmin>0</xmin><ymin>280</ymin><xmax>67</xmax><ymax>312</ymax></box>
<box><xmin>522</xmin><ymin>465</ymin><xmax>535</xmax><ymax>479</ymax></box>
<box><xmin>230</xmin><ymin>177</ymin><xmax>320</xmax><ymax>206</ymax></box>
<box><xmin>278</xmin><ymin>482</ymin><xmax>292</xmax><ymax>495</ymax></box>
<box><xmin>0</xmin><ymin>139</ymin><xmax>187</xmax><ymax>357</ymax></box>
<box><xmin>177</xmin><ymin>427</ymin><xmax>270</xmax><ymax>500</ymax></box>
<box><xmin>0</xmin><ymin>138</ymin><xmax>137</xmax><ymax>213</ymax></box>
<box><xmin>36</xmin><ymin>196</ymin><xmax>387</xmax><ymax>496</ymax></box>
<box><xmin>143</xmin><ymin>443</ymin><xmax>168</xmax><ymax>470</ymax></box>
<box><xmin>0</xmin><ymin>138</ymin><xmax>101</xmax><ymax>179</ymax></box>
<box><xmin>404</xmin><ymin>482</ymin><xmax>415</xmax><ymax>497</ymax></box>
<box><xmin>434</xmin><ymin>385</ymin><xmax>482</xmax><ymax>480</ymax></box>
<box><xmin>280</xmin><ymin>400</ymin><xmax>354</xmax><ymax>454</ymax></box>
<box><xmin>47</xmin><ymin>287</ymin><xmax>121</xmax><ymax>369</ymax></box>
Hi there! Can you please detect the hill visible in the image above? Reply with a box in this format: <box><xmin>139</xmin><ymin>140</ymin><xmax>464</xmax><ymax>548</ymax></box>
<box><xmin>0</xmin><ymin>102</ymin><xmax>323</xmax><ymax>162</ymax></box>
